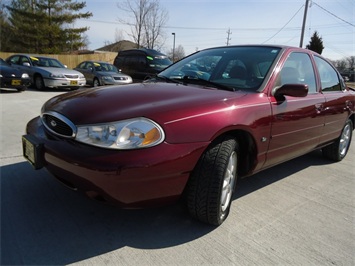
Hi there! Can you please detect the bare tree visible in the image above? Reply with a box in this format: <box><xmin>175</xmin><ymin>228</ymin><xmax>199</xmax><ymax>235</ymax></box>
<box><xmin>347</xmin><ymin>56</ymin><xmax>355</xmax><ymax>70</ymax></box>
<box><xmin>117</xmin><ymin>0</ymin><xmax>168</xmax><ymax>49</ymax></box>
<box><xmin>335</xmin><ymin>59</ymin><xmax>348</xmax><ymax>72</ymax></box>
<box><xmin>143</xmin><ymin>0</ymin><xmax>168</xmax><ymax>49</ymax></box>
<box><xmin>167</xmin><ymin>44</ymin><xmax>185</xmax><ymax>62</ymax></box>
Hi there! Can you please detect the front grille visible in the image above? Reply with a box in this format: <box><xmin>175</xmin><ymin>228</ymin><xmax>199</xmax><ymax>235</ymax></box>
<box><xmin>42</xmin><ymin>112</ymin><xmax>76</xmax><ymax>138</ymax></box>
<box><xmin>64</xmin><ymin>74</ymin><xmax>79</xmax><ymax>79</ymax></box>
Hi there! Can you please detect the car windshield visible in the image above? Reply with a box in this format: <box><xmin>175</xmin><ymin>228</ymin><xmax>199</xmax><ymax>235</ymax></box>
<box><xmin>94</xmin><ymin>62</ymin><xmax>119</xmax><ymax>72</ymax></box>
<box><xmin>158</xmin><ymin>46</ymin><xmax>281</xmax><ymax>92</ymax></box>
<box><xmin>30</xmin><ymin>56</ymin><xmax>65</xmax><ymax>68</ymax></box>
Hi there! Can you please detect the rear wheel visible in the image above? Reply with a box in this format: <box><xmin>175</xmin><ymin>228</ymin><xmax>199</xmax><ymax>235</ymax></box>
<box><xmin>322</xmin><ymin>119</ymin><xmax>353</xmax><ymax>161</ymax></box>
<box><xmin>34</xmin><ymin>75</ymin><xmax>45</xmax><ymax>91</ymax></box>
<box><xmin>186</xmin><ymin>135</ymin><xmax>238</xmax><ymax>225</ymax></box>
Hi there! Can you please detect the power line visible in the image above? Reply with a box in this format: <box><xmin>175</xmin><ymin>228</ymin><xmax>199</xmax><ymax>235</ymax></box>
<box><xmin>312</xmin><ymin>1</ymin><xmax>355</xmax><ymax>27</ymax></box>
<box><xmin>262</xmin><ymin>4</ymin><xmax>305</xmax><ymax>44</ymax></box>
<box><xmin>82</xmin><ymin>18</ymin><xmax>302</xmax><ymax>32</ymax></box>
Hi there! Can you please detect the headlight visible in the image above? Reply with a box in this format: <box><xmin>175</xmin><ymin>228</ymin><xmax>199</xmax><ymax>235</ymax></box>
<box><xmin>102</xmin><ymin>76</ymin><xmax>114</xmax><ymax>81</ymax></box>
<box><xmin>75</xmin><ymin>118</ymin><xmax>165</xmax><ymax>149</ymax></box>
<box><xmin>22</xmin><ymin>73</ymin><xmax>29</xmax><ymax>78</ymax></box>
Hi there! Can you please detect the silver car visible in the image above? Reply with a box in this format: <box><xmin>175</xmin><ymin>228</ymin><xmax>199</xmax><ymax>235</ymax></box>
<box><xmin>6</xmin><ymin>54</ymin><xmax>86</xmax><ymax>90</ymax></box>
<box><xmin>74</xmin><ymin>60</ymin><xmax>132</xmax><ymax>87</ymax></box>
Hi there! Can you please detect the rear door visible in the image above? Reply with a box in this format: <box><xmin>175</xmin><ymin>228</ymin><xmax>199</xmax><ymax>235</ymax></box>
<box><xmin>314</xmin><ymin>56</ymin><xmax>351</xmax><ymax>144</ymax></box>
<box><xmin>264</xmin><ymin>51</ymin><xmax>326</xmax><ymax>168</ymax></box>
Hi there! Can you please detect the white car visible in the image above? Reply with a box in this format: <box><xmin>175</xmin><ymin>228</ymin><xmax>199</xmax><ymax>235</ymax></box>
<box><xmin>6</xmin><ymin>54</ymin><xmax>86</xmax><ymax>90</ymax></box>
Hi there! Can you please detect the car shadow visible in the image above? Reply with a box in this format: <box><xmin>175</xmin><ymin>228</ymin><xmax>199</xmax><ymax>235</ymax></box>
<box><xmin>1</xmin><ymin>150</ymin><xmax>331</xmax><ymax>265</ymax></box>
<box><xmin>0</xmin><ymin>88</ymin><xmax>23</xmax><ymax>93</ymax></box>
<box><xmin>233</xmin><ymin>150</ymin><xmax>330</xmax><ymax>200</ymax></box>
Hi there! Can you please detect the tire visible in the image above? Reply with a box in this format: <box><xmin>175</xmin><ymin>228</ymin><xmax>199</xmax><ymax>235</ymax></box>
<box><xmin>186</xmin><ymin>135</ymin><xmax>238</xmax><ymax>225</ymax></box>
<box><xmin>34</xmin><ymin>75</ymin><xmax>45</xmax><ymax>91</ymax></box>
<box><xmin>322</xmin><ymin>119</ymin><xmax>353</xmax><ymax>161</ymax></box>
<box><xmin>93</xmin><ymin>78</ymin><xmax>100</xmax><ymax>87</ymax></box>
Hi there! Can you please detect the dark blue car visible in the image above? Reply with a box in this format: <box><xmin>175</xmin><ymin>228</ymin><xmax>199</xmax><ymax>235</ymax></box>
<box><xmin>0</xmin><ymin>58</ymin><xmax>30</xmax><ymax>92</ymax></box>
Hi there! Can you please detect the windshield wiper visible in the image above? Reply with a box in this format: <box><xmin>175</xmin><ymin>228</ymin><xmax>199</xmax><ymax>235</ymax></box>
<box><xmin>145</xmin><ymin>75</ymin><xmax>180</xmax><ymax>84</ymax></box>
<box><xmin>182</xmin><ymin>76</ymin><xmax>235</xmax><ymax>92</ymax></box>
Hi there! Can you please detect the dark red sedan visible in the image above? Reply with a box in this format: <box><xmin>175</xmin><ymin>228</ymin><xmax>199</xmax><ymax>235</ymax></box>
<box><xmin>22</xmin><ymin>45</ymin><xmax>355</xmax><ymax>225</ymax></box>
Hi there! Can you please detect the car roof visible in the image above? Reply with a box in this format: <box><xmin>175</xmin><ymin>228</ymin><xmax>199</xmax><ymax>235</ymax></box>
<box><xmin>118</xmin><ymin>48</ymin><xmax>167</xmax><ymax>56</ymax></box>
<box><xmin>202</xmin><ymin>44</ymin><xmax>319</xmax><ymax>55</ymax></box>
<box><xmin>82</xmin><ymin>60</ymin><xmax>112</xmax><ymax>64</ymax></box>
<box><xmin>11</xmin><ymin>54</ymin><xmax>59</xmax><ymax>60</ymax></box>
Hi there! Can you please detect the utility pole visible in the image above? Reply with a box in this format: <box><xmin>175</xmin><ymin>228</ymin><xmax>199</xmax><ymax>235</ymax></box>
<box><xmin>172</xmin><ymin>33</ymin><xmax>176</xmax><ymax>62</ymax></box>
<box><xmin>300</xmin><ymin>0</ymin><xmax>310</xmax><ymax>48</ymax></box>
<box><xmin>226</xmin><ymin>28</ymin><xmax>232</xmax><ymax>46</ymax></box>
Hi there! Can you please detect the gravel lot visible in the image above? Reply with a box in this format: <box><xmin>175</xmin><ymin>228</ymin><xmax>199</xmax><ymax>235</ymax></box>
<box><xmin>1</xmin><ymin>87</ymin><xmax>354</xmax><ymax>265</ymax></box>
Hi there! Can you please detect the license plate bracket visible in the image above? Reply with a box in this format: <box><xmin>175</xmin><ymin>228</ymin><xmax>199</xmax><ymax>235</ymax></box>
<box><xmin>22</xmin><ymin>135</ymin><xmax>44</xmax><ymax>169</ymax></box>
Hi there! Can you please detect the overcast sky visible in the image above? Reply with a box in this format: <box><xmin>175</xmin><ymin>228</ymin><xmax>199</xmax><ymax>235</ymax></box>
<box><xmin>77</xmin><ymin>0</ymin><xmax>354</xmax><ymax>60</ymax></box>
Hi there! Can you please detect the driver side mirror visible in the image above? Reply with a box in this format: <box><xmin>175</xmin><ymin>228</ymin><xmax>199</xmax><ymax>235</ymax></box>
<box><xmin>23</xmin><ymin>62</ymin><xmax>30</xmax><ymax>67</ymax></box>
<box><xmin>273</xmin><ymin>84</ymin><xmax>308</xmax><ymax>99</ymax></box>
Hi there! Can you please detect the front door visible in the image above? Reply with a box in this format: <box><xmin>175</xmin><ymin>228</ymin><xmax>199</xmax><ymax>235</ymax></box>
<box><xmin>264</xmin><ymin>51</ymin><xmax>326</xmax><ymax>168</ymax></box>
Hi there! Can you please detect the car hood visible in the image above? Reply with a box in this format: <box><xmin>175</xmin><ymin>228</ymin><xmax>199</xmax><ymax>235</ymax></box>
<box><xmin>0</xmin><ymin>65</ymin><xmax>24</xmax><ymax>77</ymax></box>
<box><xmin>36</xmin><ymin>66</ymin><xmax>82</xmax><ymax>75</ymax></box>
<box><xmin>42</xmin><ymin>82</ymin><xmax>248</xmax><ymax>125</ymax></box>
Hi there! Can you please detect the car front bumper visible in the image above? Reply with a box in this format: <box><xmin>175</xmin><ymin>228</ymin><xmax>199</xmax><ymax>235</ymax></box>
<box><xmin>44</xmin><ymin>78</ymin><xmax>86</xmax><ymax>88</ymax></box>
<box><xmin>1</xmin><ymin>77</ymin><xmax>30</xmax><ymax>90</ymax></box>
<box><xmin>23</xmin><ymin>116</ymin><xmax>208</xmax><ymax>207</ymax></box>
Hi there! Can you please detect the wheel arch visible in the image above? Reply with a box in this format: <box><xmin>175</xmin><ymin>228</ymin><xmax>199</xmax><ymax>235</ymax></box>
<box><xmin>33</xmin><ymin>72</ymin><xmax>43</xmax><ymax>81</ymax></box>
<box><xmin>349</xmin><ymin>113</ymin><xmax>355</xmax><ymax>131</ymax></box>
<box><xmin>210</xmin><ymin>129</ymin><xmax>257</xmax><ymax>178</ymax></box>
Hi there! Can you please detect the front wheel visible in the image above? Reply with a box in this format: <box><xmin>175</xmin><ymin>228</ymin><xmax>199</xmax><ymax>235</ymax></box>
<box><xmin>186</xmin><ymin>135</ymin><xmax>238</xmax><ymax>225</ymax></box>
<box><xmin>322</xmin><ymin>119</ymin><xmax>353</xmax><ymax>161</ymax></box>
<box><xmin>93</xmin><ymin>78</ymin><xmax>100</xmax><ymax>87</ymax></box>
<box><xmin>34</xmin><ymin>75</ymin><xmax>45</xmax><ymax>91</ymax></box>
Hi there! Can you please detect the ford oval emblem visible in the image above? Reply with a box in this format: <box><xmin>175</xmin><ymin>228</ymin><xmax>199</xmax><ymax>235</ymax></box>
<box><xmin>50</xmin><ymin>120</ymin><xmax>57</xmax><ymax>127</ymax></box>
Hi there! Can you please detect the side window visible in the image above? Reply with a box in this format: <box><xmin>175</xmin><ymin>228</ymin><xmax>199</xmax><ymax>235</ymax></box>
<box><xmin>276</xmin><ymin>52</ymin><xmax>317</xmax><ymax>94</ymax></box>
<box><xmin>78</xmin><ymin>62</ymin><xmax>86</xmax><ymax>69</ymax></box>
<box><xmin>314</xmin><ymin>56</ymin><xmax>341</xmax><ymax>92</ymax></box>
<box><xmin>9</xmin><ymin>55</ymin><xmax>20</xmax><ymax>65</ymax></box>
<box><xmin>114</xmin><ymin>57</ymin><xmax>124</xmax><ymax>68</ymax></box>
<box><xmin>87</xmin><ymin>62</ymin><xmax>94</xmax><ymax>70</ymax></box>
<box><xmin>138</xmin><ymin>55</ymin><xmax>147</xmax><ymax>67</ymax></box>
<box><xmin>127</xmin><ymin>55</ymin><xmax>146</xmax><ymax>70</ymax></box>
<box><xmin>20</xmin><ymin>56</ymin><xmax>30</xmax><ymax>65</ymax></box>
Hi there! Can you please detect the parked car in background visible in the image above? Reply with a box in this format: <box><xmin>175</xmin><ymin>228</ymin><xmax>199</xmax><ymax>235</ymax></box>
<box><xmin>6</xmin><ymin>54</ymin><xmax>86</xmax><ymax>90</ymax></box>
<box><xmin>22</xmin><ymin>45</ymin><xmax>355</xmax><ymax>226</ymax></box>
<box><xmin>113</xmin><ymin>48</ymin><xmax>172</xmax><ymax>81</ymax></box>
<box><xmin>74</xmin><ymin>60</ymin><xmax>132</xmax><ymax>87</ymax></box>
<box><xmin>0</xmin><ymin>58</ymin><xmax>30</xmax><ymax>92</ymax></box>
